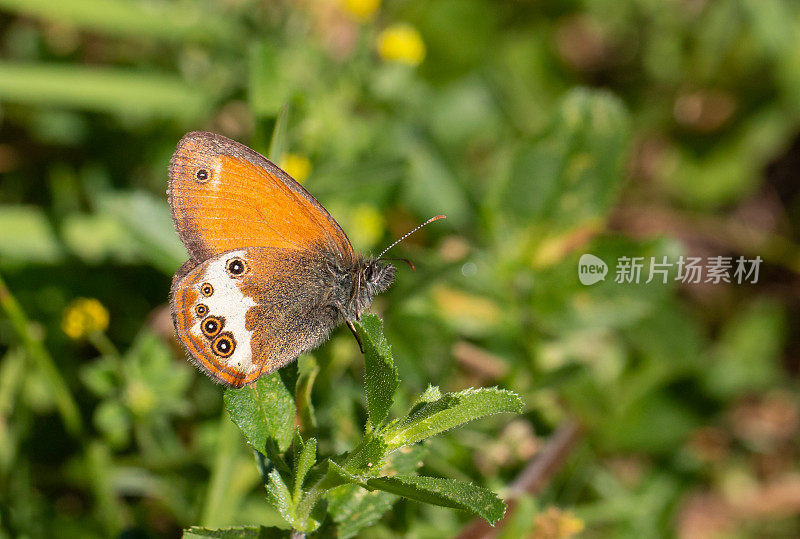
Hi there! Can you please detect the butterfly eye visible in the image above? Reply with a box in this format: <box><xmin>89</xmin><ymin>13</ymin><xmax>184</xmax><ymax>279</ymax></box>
<box><xmin>195</xmin><ymin>304</ymin><xmax>208</xmax><ymax>317</ymax></box>
<box><xmin>200</xmin><ymin>283</ymin><xmax>214</xmax><ymax>297</ymax></box>
<box><xmin>365</xmin><ymin>265</ymin><xmax>374</xmax><ymax>281</ymax></box>
<box><xmin>227</xmin><ymin>257</ymin><xmax>247</xmax><ymax>277</ymax></box>
<box><xmin>201</xmin><ymin>316</ymin><xmax>223</xmax><ymax>338</ymax></box>
<box><xmin>196</xmin><ymin>169</ymin><xmax>210</xmax><ymax>182</ymax></box>
<box><xmin>212</xmin><ymin>332</ymin><xmax>236</xmax><ymax>358</ymax></box>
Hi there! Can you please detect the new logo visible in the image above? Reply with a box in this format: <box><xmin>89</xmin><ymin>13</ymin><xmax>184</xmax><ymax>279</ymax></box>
<box><xmin>578</xmin><ymin>254</ymin><xmax>608</xmax><ymax>285</ymax></box>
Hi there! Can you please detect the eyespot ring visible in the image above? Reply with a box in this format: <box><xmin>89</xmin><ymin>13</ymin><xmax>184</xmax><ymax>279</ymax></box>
<box><xmin>200</xmin><ymin>283</ymin><xmax>214</xmax><ymax>297</ymax></box>
<box><xmin>226</xmin><ymin>257</ymin><xmax>247</xmax><ymax>277</ymax></box>
<box><xmin>212</xmin><ymin>332</ymin><xmax>236</xmax><ymax>358</ymax></box>
<box><xmin>195</xmin><ymin>304</ymin><xmax>208</xmax><ymax>317</ymax></box>
<box><xmin>196</xmin><ymin>168</ymin><xmax>210</xmax><ymax>183</ymax></box>
<box><xmin>201</xmin><ymin>316</ymin><xmax>223</xmax><ymax>338</ymax></box>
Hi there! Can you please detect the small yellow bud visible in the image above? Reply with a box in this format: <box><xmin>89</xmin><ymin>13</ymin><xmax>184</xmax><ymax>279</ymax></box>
<box><xmin>342</xmin><ymin>0</ymin><xmax>380</xmax><ymax>22</ymax></box>
<box><xmin>280</xmin><ymin>153</ymin><xmax>312</xmax><ymax>184</ymax></box>
<box><xmin>377</xmin><ymin>24</ymin><xmax>426</xmax><ymax>66</ymax></box>
<box><xmin>62</xmin><ymin>298</ymin><xmax>109</xmax><ymax>340</ymax></box>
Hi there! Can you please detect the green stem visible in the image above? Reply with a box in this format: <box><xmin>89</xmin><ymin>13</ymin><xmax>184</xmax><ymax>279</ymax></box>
<box><xmin>0</xmin><ymin>271</ymin><xmax>82</xmax><ymax>435</ymax></box>
<box><xmin>88</xmin><ymin>330</ymin><xmax>121</xmax><ymax>358</ymax></box>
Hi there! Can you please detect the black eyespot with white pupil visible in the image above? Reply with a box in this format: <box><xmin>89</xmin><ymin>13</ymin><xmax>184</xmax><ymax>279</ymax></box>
<box><xmin>212</xmin><ymin>333</ymin><xmax>236</xmax><ymax>357</ymax></box>
<box><xmin>195</xmin><ymin>304</ymin><xmax>208</xmax><ymax>317</ymax></box>
<box><xmin>201</xmin><ymin>283</ymin><xmax>213</xmax><ymax>297</ymax></box>
<box><xmin>227</xmin><ymin>257</ymin><xmax>246</xmax><ymax>276</ymax></box>
<box><xmin>196</xmin><ymin>169</ymin><xmax>209</xmax><ymax>182</ymax></box>
<box><xmin>200</xmin><ymin>315</ymin><xmax>223</xmax><ymax>338</ymax></box>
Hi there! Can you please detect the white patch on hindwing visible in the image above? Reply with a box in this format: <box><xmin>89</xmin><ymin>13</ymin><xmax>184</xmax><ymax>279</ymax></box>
<box><xmin>189</xmin><ymin>249</ymin><xmax>257</xmax><ymax>374</ymax></box>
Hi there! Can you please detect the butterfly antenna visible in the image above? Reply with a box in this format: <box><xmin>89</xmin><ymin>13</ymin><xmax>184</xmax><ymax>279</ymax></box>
<box><xmin>377</xmin><ymin>214</ymin><xmax>446</xmax><ymax>261</ymax></box>
<box><xmin>381</xmin><ymin>257</ymin><xmax>416</xmax><ymax>271</ymax></box>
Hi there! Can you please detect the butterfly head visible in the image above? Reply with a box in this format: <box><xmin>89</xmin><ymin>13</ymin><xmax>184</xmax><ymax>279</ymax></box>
<box><xmin>363</xmin><ymin>259</ymin><xmax>396</xmax><ymax>296</ymax></box>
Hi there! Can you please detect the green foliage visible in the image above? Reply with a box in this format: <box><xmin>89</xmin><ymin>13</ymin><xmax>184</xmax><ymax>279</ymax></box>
<box><xmin>225</xmin><ymin>374</ymin><xmax>295</xmax><ymax>454</ymax></box>
<box><xmin>356</xmin><ymin>314</ymin><xmax>399</xmax><ymax>430</ymax></box>
<box><xmin>2</xmin><ymin>0</ymin><xmax>800</xmax><ymax>536</ymax></box>
<box><xmin>210</xmin><ymin>314</ymin><xmax>519</xmax><ymax>536</ymax></box>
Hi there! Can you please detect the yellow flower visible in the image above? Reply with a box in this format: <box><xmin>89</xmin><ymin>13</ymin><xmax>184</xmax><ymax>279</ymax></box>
<box><xmin>534</xmin><ymin>506</ymin><xmax>585</xmax><ymax>538</ymax></box>
<box><xmin>280</xmin><ymin>153</ymin><xmax>312</xmax><ymax>184</ymax></box>
<box><xmin>342</xmin><ymin>0</ymin><xmax>380</xmax><ymax>22</ymax></box>
<box><xmin>62</xmin><ymin>298</ymin><xmax>109</xmax><ymax>340</ymax></box>
<box><xmin>377</xmin><ymin>24</ymin><xmax>426</xmax><ymax>66</ymax></box>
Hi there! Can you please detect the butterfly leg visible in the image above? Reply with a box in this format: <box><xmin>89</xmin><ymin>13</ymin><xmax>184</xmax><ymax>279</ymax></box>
<box><xmin>346</xmin><ymin>320</ymin><xmax>364</xmax><ymax>354</ymax></box>
<box><xmin>334</xmin><ymin>302</ymin><xmax>365</xmax><ymax>354</ymax></box>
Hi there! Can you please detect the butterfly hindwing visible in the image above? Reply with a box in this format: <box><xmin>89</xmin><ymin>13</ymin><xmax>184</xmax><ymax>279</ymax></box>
<box><xmin>170</xmin><ymin>247</ymin><xmax>343</xmax><ymax>387</ymax></box>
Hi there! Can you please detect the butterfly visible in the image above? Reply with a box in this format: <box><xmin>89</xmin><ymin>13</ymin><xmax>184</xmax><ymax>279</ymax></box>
<box><xmin>168</xmin><ymin>131</ymin><xmax>443</xmax><ymax>387</ymax></box>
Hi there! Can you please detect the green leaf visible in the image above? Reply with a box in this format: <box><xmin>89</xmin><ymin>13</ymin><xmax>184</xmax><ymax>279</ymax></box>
<box><xmin>0</xmin><ymin>63</ymin><xmax>211</xmax><ymax>119</ymax></box>
<box><xmin>98</xmin><ymin>191</ymin><xmax>186</xmax><ymax>274</ymax></box>
<box><xmin>328</xmin><ymin>486</ymin><xmax>397</xmax><ymax>539</ymax></box>
<box><xmin>704</xmin><ymin>299</ymin><xmax>785</xmax><ymax>398</ymax></box>
<box><xmin>343</xmin><ymin>434</ymin><xmax>388</xmax><ymax>477</ymax></box>
<box><xmin>224</xmin><ymin>373</ymin><xmax>295</xmax><ymax>454</ymax></box>
<box><xmin>0</xmin><ymin>0</ymin><xmax>238</xmax><ymax>44</ymax></box>
<box><xmin>366</xmin><ymin>475</ymin><xmax>506</xmax><ymax>524</ymax></box>
<box><xmin>501</xmin><ymin>87</ymin><xmax>630</xmax><ymax>231</ymax></box>
<box><xmin>355</xmin><ymin>315</ymin><xmax>399</xmax><ymax>430</ymax></box>
<box><xmin>264</xmin><ymin>469</ymin><xmax>295</xmax><ymax>527</ymax></box>
<box><xmin>384</xmin><ymin>388</ymin><xmax>522</xmax><ymax>449</ymax></box>
<box><xmin>327</xmin><ymin>445</ymin><xmax>427</xmax><ymax>538</ymax></box>
<box><xmin>0</xmin><ymin>206</ymin><xmax>63</xmax><ymax>264</ymax></box>
<box><xmin>267</xmin><ymin>103</ymin><xmax>290</xmax><ymax>163</ymax></box>
<box><xmin>292</xmin><ymin>434</ymin><xmax>317</xmax><ymax>500</ymax></box>
<box><xmin>183</xmin><ymin>526</ymin><xmax>288</xmax><ymax>538</ymax></box>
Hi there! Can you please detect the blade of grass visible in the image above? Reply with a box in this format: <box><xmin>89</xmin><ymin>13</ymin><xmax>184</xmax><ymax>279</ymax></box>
<box><xmin>201</xmin><ymin>410</ymin><xmax>243</xmax><ymax>527</ymax></box>
<box><xmin>0</xmin><ymin>272</ymin><xmax>82</xmax><ymax>435</ymax></box>
<box><xmin>0</xmin><ymin>63</ymin><xmax>211</xmax><ymax>119</ymax></box>
<box><xmin>0</xmin><ymin>0</ymin><xmax>238</xmax><ymax>43</ymax></box>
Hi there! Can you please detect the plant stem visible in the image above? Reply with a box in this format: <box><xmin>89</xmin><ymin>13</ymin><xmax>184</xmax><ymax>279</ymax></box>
<box><xmin>89</xmin><ymin>330</ymin><xmax>121</xmax><ymax>358</ymax></box>
<box><xmin>0</xmin><ymin>271</ymin><xmax>82</xmax><ymax>435</ymax></box>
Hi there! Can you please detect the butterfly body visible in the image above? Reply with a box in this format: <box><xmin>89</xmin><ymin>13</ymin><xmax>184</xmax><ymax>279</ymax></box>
<box><xmin>168</xmin><ymin>132</ymin><xmax>394</xmax><ymax>387</ymax></box>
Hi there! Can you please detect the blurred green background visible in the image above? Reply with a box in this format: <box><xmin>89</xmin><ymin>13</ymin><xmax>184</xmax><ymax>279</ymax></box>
<box><xmin>2</xmin><ymin>0</ymin><xmax>800</xmax><ymax>537</ymax></box>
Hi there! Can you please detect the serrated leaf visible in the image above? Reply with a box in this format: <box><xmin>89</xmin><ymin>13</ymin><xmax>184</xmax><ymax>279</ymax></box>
<box><xmin>343</xmin><ymin>434</ymin><xmax>388</xmax><ymax>477</ymax></box>
<box><xmin>366</xmin><ymin>475</ymin><xmax>506</xmax><ymax>524</ymax></box>
<box><xmin>328</xmin><ymin>485</ymin><xmax>397</xmax><ymax>539</ymax></box>
<box><xmin>224</xmin><ymin>373</ymin><xmax>295</xmax><ymax>454</ymax></box>
<box><xmin>293</xmin><ymin>435</ymin><xmax>317</xmax><ymax>500</ymax></box>
<box><xmin>265</xmin><ymin>469</ymin><xmax>295</xmax><ymax>526</ymax></box>
<box><xmin>384</xmin><ymin>388</ymin><xmax>522</xmax><ymax>449</ymax></box>
<box><xmin>327</xmin><ymin>445</ymin><xmax>427</xmax><ymax>538</ymax></box>
<box><xmin>183</xmin><ymin>526</ymin><xmax>287</xmax><ymax>538</ymax></box>
<box><xmin>355</xmin><ymin>315</ymin><xmax>399</xmax><ymax>430</ymax></box>
<box><xmin>324</xmin><ymin>460</ymin><xmax>364</xmax><ymax>489</ymax></box>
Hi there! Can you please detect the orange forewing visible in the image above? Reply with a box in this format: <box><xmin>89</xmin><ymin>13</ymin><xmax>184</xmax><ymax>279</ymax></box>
<box><xmin>168</xmin><ymin>132</ymin><xmax>354</xmax><ymax>263</ymax></box>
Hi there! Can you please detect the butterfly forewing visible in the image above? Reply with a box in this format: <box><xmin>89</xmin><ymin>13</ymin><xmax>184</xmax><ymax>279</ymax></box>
<box><xmin>168</xmin><ymin>131</ymin><xmax>355</xmax><ymax>263</ymax></box>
